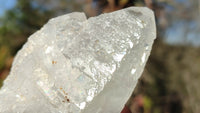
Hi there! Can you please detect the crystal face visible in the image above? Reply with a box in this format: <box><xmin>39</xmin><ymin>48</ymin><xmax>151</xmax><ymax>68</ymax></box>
<box><xmin>0</xmin><ymin>7</ymin><xmax>156</xmax><ymax>113</ymax></box>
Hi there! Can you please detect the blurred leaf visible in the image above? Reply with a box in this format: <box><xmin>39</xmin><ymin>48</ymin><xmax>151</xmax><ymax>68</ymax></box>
<box><xmin>0</xmin><ymin>46</ymin><xmax>10</xmax><ymax>70</ymax></box>
<box><xmin>0</xmin><ymin>79</ymin><xmax>3</xmax><ymax>89</ymax></box>
<box><xmin>144</xmin><ymin>96</ymin><xmax>152</xmax><ymax>113</ymax></box>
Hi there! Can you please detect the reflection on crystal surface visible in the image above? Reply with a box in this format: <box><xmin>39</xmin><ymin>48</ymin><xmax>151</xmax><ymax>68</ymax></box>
<box><xmin>141</xmin><ymin>53</ymin><xmax>146</xmax><ymax>63</ymax></box>
<box><xmin>0</xmin><ymin>7</ymin><xmax>156</xmax><ymax>113</ymax></box>
<box><xmin>131</xmin><ymin>68</ymin><xmax>136</xmax><ymax>75</ymax></box>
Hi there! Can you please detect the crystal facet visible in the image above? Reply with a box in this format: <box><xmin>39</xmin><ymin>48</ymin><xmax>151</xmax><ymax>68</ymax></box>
<box><xmin>0</xmin><ymin>7</ymin><xmax>156</xmax><ymax>113</ymax></box>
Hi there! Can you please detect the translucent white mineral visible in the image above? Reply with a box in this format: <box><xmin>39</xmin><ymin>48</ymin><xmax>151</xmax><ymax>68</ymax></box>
<box><xmin>0</xmin><ymin>7</ymin><xmax>156</xmax><ymax>113</ymax></box>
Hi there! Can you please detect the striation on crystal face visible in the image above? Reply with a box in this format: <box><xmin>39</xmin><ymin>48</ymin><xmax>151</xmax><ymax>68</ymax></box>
<box><xmin>0</xmin><ymin>7</ymin><xmax>156</xmax><ymax>113</ymax></box>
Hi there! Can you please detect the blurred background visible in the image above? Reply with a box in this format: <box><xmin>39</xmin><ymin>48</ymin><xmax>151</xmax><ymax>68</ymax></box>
<box><xmin>0</xmin><ymin>0</ymin><xmax>199</xmax><ymax>113</ymax></box>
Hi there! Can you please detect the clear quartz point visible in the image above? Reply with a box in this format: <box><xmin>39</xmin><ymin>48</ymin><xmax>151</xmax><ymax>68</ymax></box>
<box><xmin>0</xmin><ymin>7</ymin><xmax>156</xmax><ymax>113</ymax></box>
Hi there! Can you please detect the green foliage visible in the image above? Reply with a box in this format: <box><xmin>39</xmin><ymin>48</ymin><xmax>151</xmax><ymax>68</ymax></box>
<box><xmin>0</xmin><ymin>46</ymin><xmax>10</xmax><ymax>70</ymax></box>
<box><xmin>0</xmin><ymin>0</ymin><xmax>53</xmax><ymax>55</ymax></box>
<box><xmin>0</xmin><ymin>79</ymin><xmax>2</xmax><ymax>89</ymax></box>
<box><xmin>143</xmin><ymin>96</ymin><xmax>152</xmax><ymax>113</ymax></box>
<box><xmin>134</xmin><ymin>39</ymin><xmax>200</xmax><ymax>113</ymax></box>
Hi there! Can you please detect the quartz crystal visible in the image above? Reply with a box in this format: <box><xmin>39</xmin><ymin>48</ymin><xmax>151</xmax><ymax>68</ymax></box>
<box><xmin>0</xmin><ymin>7</ymin><xmax>156</xmax><ymax>113</ymax></box>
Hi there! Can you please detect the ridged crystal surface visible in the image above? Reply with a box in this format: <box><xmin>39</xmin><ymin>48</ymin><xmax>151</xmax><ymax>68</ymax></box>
<box><xmin>0</xmin><ymin>7</ymin><xmax>156</xmax><ymax>113</ymax></box>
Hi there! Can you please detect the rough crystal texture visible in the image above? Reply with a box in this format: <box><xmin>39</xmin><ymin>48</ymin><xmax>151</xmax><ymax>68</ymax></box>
<box><xmin>0</xmin><ymin>7</ymin><xmax>156</xmax><ymax>113</ymax></box>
